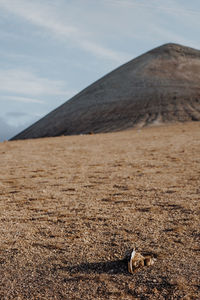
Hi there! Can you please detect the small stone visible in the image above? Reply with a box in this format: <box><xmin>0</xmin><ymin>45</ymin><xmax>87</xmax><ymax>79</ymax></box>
<box><xmin>153</xmin><ymin>287</ymin><xmax>158</xmax><ymax>294</ymax></box>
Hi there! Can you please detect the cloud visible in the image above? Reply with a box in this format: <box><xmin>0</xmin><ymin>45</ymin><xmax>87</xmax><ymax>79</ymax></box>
<box><xmin>0</xmin><ymin>113</ymin><xmax>42</xmax><ymax>141</ymax></box>
<box><xmin>0</xmin><ymin>0</ymin><xmax>199</xmax><ymax>65</ymax></box>
<box><xmin>81</xmin><ymin>40</ymin><xmax>129</xmax><ymax>63</ymax></box>
<box><xmin>0</xmin><ymin>0</ymin><xmax>77</xmax><ymax>37</ymax></box>
<box><xmin>1</xmin><ymin>0</ymin><xmax>198</xmax><ymax>65</ymax></box>
<box><xmin>0</xmin><ymin>117</ymin><xmax>21</xmax><ymax>141</ymax></box>
<box><xmin>150</xmin><ymin>25</ymin><xmax>200</xmax><ymax>50</ymax></box>
<box><xmin>6</xmin><ymin>112</ymin><xmax>29</xmax><ymax>118</ymax></box>
<box><xmin>105</xmin><ymin>0</ymin><xmax>200</xmax><ymax>17</ymax></box>
<box><xmin>0</xmin><ymin>0</ymin><xmax>130</xmax><ymax>62</ymax></box>
<box><xmin>4</xmin><ymin>95</ymin><xmax>44</xmax><ymax>104</ymax></box>
<box><xmin>0</xmin><ymin>69</ymin><xmax>74</xmax><ymax>97</ymax></box>
<box><xmin>102</xmin><ymin>0</ymin><xmax>200</xmax><ymax>46</ymax></box>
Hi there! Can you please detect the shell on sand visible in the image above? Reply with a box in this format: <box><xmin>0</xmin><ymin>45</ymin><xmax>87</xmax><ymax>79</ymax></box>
<box><xmin>127</xmin><ymin>249</ymin><xmax>155</xmax><ymax>274</ymax></box>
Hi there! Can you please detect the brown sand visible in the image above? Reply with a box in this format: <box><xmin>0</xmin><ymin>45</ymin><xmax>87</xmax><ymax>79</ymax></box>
<box><xmin>0</xmin><ymin>122</ymin><xmax>200</xmax><ymax>299</ymax></box>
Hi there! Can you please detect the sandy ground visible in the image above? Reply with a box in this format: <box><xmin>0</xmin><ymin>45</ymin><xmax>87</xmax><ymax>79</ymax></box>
<box><xmin>0</xmin><ymin>122</ymin><xmax>199</xmax><ymax>299</ymax></box>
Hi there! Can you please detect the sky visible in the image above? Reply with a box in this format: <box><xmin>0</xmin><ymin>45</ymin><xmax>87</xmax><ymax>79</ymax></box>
<box><xmin>0</xmin><ymin>0</ymin><xmax>200</xmax><ymax>141</ymax></box>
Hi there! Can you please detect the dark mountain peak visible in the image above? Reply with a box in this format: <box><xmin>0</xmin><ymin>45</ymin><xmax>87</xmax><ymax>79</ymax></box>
<box><xmin>11</xmin><ymin>43</ymin><xmax>200</xmax><ymax>140</ymax></box>
<box><xmin>150</xmin><ymin>43</ymin><xmax>200</xmax><ymax>58</ymax></box>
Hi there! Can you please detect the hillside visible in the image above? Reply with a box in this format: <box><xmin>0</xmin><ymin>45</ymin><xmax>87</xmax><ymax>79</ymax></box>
<box><xmin>1</xmin><ymin>122</ymin><xmax>200</xmax><ymax>299</ymax></box>
<box><xmin>11</xmin><ymin>43</ymin><xmax>200</xmax><ymax>140</ymax></box>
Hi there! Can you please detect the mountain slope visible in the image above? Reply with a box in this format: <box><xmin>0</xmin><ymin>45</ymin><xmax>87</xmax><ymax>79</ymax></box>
<box><xmin>11</xmin><ymin>43</ymin><xmax>200</xmax><ymax>140</ymax></box>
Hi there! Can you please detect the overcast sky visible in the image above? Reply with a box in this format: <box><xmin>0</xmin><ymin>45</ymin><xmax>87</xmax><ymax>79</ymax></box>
<box><xmin>0</xmin><ymin>0</ymin><xmax>200</xmax><ymax>141</ymax></box>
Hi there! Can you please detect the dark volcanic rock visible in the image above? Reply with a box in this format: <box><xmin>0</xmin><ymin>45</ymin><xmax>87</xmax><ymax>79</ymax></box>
<box><xmin>11</xmin><ymin>43</ymin><xmax>200</xmax><ymax>140</ymax></box>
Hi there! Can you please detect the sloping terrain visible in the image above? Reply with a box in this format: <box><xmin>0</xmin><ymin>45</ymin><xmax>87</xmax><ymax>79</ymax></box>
<box><xmin>1</xmin><ymin>122</ymin><xmax>200</xmax><ymax>299</ymax></box>
<box><xmin>12</xmin><ymin>43</ymin><xmax>200</xmax><ymax>140</ymax></box>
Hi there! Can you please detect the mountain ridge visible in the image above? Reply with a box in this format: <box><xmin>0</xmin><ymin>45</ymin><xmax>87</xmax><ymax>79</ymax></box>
<box><xmin>11</xmin><ymin>43</ymin><xmax>200</xmax><ymax>140</ymax></box>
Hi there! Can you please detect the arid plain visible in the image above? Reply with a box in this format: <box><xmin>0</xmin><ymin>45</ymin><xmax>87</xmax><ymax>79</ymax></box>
<box><xmin>0</xmin><ymin>122</ymin><xmax>199</xmax><ymax>299</ymax></box>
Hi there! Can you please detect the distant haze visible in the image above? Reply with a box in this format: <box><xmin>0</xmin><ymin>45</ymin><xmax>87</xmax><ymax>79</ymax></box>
<box><xmin>0</xmin><ymin>117</ymin><xmax>39</xmax><ymax>142</ymax></box>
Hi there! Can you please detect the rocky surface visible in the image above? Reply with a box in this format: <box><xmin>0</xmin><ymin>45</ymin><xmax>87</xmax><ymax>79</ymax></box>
<box><xmin>1</xmin><ymin>122</ymin><xmax>200</xmax><ymax>299</ymax></box>
<box><xmin>12</xmin><ymin>43</ymin><xmax>200</xmax><ymax>140</ymax></box>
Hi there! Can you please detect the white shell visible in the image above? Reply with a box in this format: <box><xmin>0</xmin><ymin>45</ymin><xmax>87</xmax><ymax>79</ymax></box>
<box><xmin>128</xmin><ymin>249</ymin><xmax>136</xmax><ymax>274</ymax></box>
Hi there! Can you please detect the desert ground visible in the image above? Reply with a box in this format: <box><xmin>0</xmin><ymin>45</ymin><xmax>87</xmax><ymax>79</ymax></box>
<box><xmin>0</xmin><ymin>122</ymin><xmax>199</xmax><ymax>299</ymax></box>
